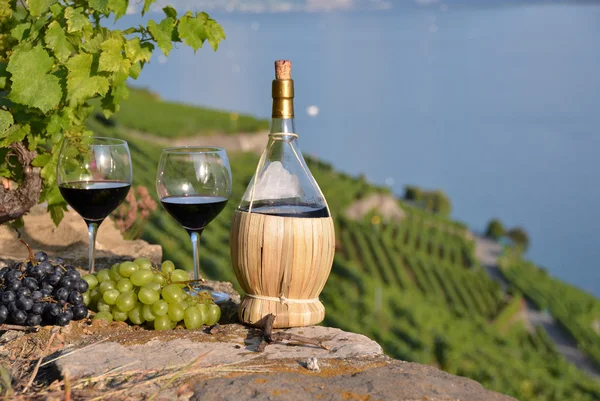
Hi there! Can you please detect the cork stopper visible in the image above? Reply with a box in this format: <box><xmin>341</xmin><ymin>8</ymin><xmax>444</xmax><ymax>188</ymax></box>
<box><xmin>275</xmin><ymin>60</ymin><xmax>292</xmax><ymax>80</ymax></box>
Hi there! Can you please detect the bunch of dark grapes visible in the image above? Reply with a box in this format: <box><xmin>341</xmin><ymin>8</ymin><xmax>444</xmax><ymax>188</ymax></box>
<box><xmin>0</xmin><ymin>251</ymin><xmax>89</xmax><ymax>327</ymax></box>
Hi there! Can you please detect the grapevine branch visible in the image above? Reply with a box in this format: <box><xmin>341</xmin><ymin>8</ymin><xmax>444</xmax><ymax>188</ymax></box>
<box><xmin>0</xmin><ymin>142</ymin><xmax>41</xmax><ymax>224</ymax></box>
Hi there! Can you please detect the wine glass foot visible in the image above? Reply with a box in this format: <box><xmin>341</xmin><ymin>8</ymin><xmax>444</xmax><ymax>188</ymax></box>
<box><xmin>185</xmin><ymin>285</ymin><xmax>231</xmax><ymax>304</ymax></box>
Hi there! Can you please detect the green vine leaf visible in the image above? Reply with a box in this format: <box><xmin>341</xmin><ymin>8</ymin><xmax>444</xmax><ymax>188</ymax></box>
<box><xmin>45</xmin><ymin>20</ymin><xmax>74</xmax><ymax>62</ymax></box>
<box><xmin>125</xmin><ymin>37</ymin><xmax>152</xmax><ymax>64</ymax></box>
<box><xmin>108</xmin><ymin>0</ymin><xmax>128</xmax><ymax>20</ymax></box>
<box><xmin>6</xmin><ymin>45</ymin><xmax>62</xmax><ymax>113</ymax></box>
<box><xmin>66</xmin><ymin>53</ymin><xmax>110</xmax><ymax>106</ymax></box>
<box><xmin>27</xmin><ymin>0</ymin><xmax>57</xmax><ymax>17</ymax></box>
<box><xmin>99</xmin><ymin>37</ymin><xmax>125</xmax><ymax>72</ymax></box>
<box><xmin>65</xmin><ymin>7</ymin><xmax>92</xmax><ymax>33</ymax></box>
<box><xmin>32</xmin><ymin>153</ymin><xmax>52</xmax><ymax>167</ymax></box>
<box><xmin>89</xmin><ymin>0</ymin><xmax>109</xmax><ymax>14</ymax></box>
<box><xmin>147</xmin><ymin>17</ymin><xmax>174</xmax><ymax>56</ymax></box>
<box><xmin>0</xmin><ymin>110</ymin><xmax>13</xmax><ymax>133</ymax></box>
<box><xmin>49</xmin><ymin>203</ymin><xmax>67</xmax><ymax>226</ymax></box>
<box><xmin>11</xmin><ymin>23</ymin><xmax>31</xmax><ymax>41</ymax></box>
<box><xmin>142</xmin><ymin>0</ymin><xmax>155</xmax><ymax>15</ymax></box>
<box><xmin>0</xmin><ymin>124</ymin><xmax>30</xmax><ymax>147</ymax></box>
<box><xmin>178</xmin><ymin>12</ymin><xmax>209</xmax><ymax>52</ymax></box>
<box><xmin>163</xmin><ymin>6</ymin><xmax>177</xmax><ymax>19</ymax></box>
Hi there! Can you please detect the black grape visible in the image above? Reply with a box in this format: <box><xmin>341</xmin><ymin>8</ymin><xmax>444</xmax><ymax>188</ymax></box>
<box><xmin>1</xmin><ymin>291</ymin><xmax>15</xmax><ymax>303</ymax></box>
<box><xmin>53</xmin><ymin>257</ymin><xmax>64</xmax><ymax>265</ymax></box>
<box><xmin>11</xmin><ymin>310</ymin><xmax>27</xmax><ymax>325</ymax></box>
<box><xmin>56</xmin><ymin>312</ymin><xmax>71</xmax><ymax>326</ymax></box>
<box><xmin>66</xmin><ymin>269</ymin><xmax>81</xmax><ymax>280</ymax></box>
<box><xmin>15</xmin><ymin>287</ymin><xmax>31</xmax><ymax>298</ymax></box>
<box><xmin>34</xmin><ymin>251</ymin><xmax>48</xmax><ymax>263</ymax></box>
<box><xmin>0</xmin><ymin>305</ymin><xmax>7</xmax><ymax>324</ymax></box>
<box><xmin>45</xmin><ymin>273</ymin><xmax>62</xmax><ymax>286</ymax></box>
<box><xmin>59</xmin><ymin>277</ymin><xmax>74</xmax><ymax>290</ymax></box>
<box><xmin>72</xmin><ymin>304</ymin><xmax>88</xmax><ymax>321</ymax></box>
<box><xmin>16</xmin><ymin>296</ymin><xmax>33</xmax><ymax>311</ymax></box>
<box><xmin>68</xmin><ymin>291</ymin><xmax>83</xmax><ymax>305</ymax></box>
<box><xmin>31</xmin><ymin>302</ymin><xmax>45</xmax><ymax>315</ymax></box>
<box><xmin>26</xmin><ymin>314</ymin><xmax>42</xmax><ymax>326</ymax></box>
<box><xmin>5</xmin><ymin>279</ymin><xmax>21</xmax><ymax>292</ymax></box>
<box><xmin>7</xmin><ymin>302</ymin><xmax>18</xmax><ymax>313</ymax></box>
<box><xmin>31</xmin><ymin>291</ymin><xmax>43</xmax><ymax>301</ymax></box>
<box><xmin>44</xmin><ymin>303</ymin><xmax>60</xmax><ymax>318</ymax></box>
<box><xmin>54</xmin><ymin>287</ymin><xmax>69</xmax><ymax>301</ymax></box>
<box><xmin>76</xmin><ymin>279</ymin><xmax>89</xmax><ymax>293</ymax></box>
<box><xmin>39</xmin><ymin>261</ymin><xmax>53</xmax><ymax>275</ymax></box>
<box><xmin>40</xmin><ymin>288</ymin><xmax>52</xmax><ymax>297</ymax></box>
<box><xmin>22</xmin><ymin>277</ymin><xmax>39</xmax><ymax>291</ymax></box>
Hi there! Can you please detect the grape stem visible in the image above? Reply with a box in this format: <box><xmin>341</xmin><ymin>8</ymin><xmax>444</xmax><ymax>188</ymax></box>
<box><xmin>0</xmin><ymin>324</ymin><xmax>39</xmax><ymax>332</ymax></box>
<box><xmin>19</xmin><ymin>238</ymin><xmax>35</xmax><ymax>265</ymax></box>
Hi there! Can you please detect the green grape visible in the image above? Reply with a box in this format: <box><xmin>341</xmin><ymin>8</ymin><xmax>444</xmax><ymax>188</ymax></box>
<box><xmin>99</xmin><ymin>280</ymin><xmax>116</xmax><ymax>294</ymax></box>
<box><xmin>179</xmin><ymin>300</ymin><xmax>190</xmax><ymax>310</ymax></box>
<box><xmin>103</xmin><ymin>289</ymin><xmax>120</xmax><ymax>305</ymax></box>
<box><xmin>116</xmin><ymin>291</ymin><xmax>137</xmax><ymax>312</ymax></box>
<box><xmin>97</xmin><ymin>299</ymin><xmax>111</xmax><ymax>312</ymax></box>
<box><xmin>168</xmin><ymin>303</ymin><xmax>184</xmax><ymax>322</ymax></box>
<box><xmin>162</xmin><ymin>284</ymin><xmax>184</xmax><ymax>304</ymax></box>
<box><xmin>118</xmin><ymin>261</ymin><xmax>139</xmax><ymax>278</ymax></box>
<box><xmin>94</xmin><ymin>311</ymin><xmax>113</xmax><ymax>323</ymax></box>
<box><xmin>128</xmin><ymin>303</ymin><xmax>145</xmax><ymax>325</ymax></box>
<box><xmin>154</xmin><ymin>315</ymin><xmax>171</xmax><ymax>330</ymax></box>
<box><xmin>205</xmin><ymin>303</ymin><xmax>222</xmax><ymax>326</ymax></box>
<box><xmin>142</xmin><ymin>304</ymin><xmax>156</xmax><ymax>322</ymax></box>
<box><xmin>134</xmin><ymin>258</ymin><xmax>152</xmax><ymax>270</ymax></box>
<box><xmin>152</xmin><ymin>300</ymin><xmax>169</xmax><ymax>316</ymax></box>
<box><xmin>130</xmin><ymin>270</ymin><xmax>154</xmax><ymax>287</ymax></box>
<box><xmin>142</xmin><ymin>282</ymin><xmax>162</xmax><ymax>292</ymax></box>
<box><xmin>152</xmin><ymin>274</ymin><xmax>166</xmax><ymax>286</ymax></box>
<box><xmin>170</xmin><ymin>269</ymin><xmax>189</xmax><ymax>287</ymax></box>
<box><xmin>90</xmin><ymin>287</ymin><xmax>102</xmax><ymax>303</ymax></box>
<box><xmin>82</xmin><ymin>274</ymin><xmax>99</xmax><ymax>290</ymax></box>
<box><xmin>184</xmin><ymin>306</ymin><xmax>203</xmax><ymax>329</ymax></box>
<box><xmin>82</xmin><ymin>291</ymin><xmax>91</xmax><ymax>306</ymax></box>
<box><xmin>197</xmin><ymin>303</ymin><xmax>208</xmax><ymax>324</ymax></box>
<box><xmin>138</xmin><ymin>287</ymin><xmax>160</xmax><ymax>305</ymax></box>
<box><xmin>161</xmin><ymin>260</ymin><xmax>175</xmax><ymax>275</ymax></box>
<box><xmin>96</xmin><ymin>269</ymin><xmax>111</xmax><ymax>283</ymax></box>
<box><xmin>117</xmin><ymin>278</ymin><xmax>133</xmax><ymax>292</ymax></box>
<box><xmin>109</xmin><ymin>264</ymin><xmax>123</xmax><ymax>282</ymax></box>
<box><xmin>112</xmin><ymin>307</ymin><xmax>128</xmax><ymax>322</ymax></box>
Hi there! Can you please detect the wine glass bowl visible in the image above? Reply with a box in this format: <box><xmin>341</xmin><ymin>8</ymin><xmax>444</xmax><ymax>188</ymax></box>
<box><xmin>156</xmin><ymin>147</ymin><xmax>232</xmax><ymax>300</ymax></box>
<box><xmin>57</xmin><ymin>136</ymin><xmax>132</xmax><ymax>273</ymax></box>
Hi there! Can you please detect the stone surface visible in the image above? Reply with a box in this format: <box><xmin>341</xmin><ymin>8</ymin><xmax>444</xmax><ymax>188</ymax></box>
<box><xmin>53</xmin><ymin>325</ymin><xmax>383</xmax><ymax>378</ymax></box>
<box><xmin>192</xmin><ymin>362</ymin><xmax>515</xmax><ymax>401</ymax></box>
<box><xmin>0</xmin><ymin>205</ymin><xmax>162</xmax><ymax>269</ymax></box>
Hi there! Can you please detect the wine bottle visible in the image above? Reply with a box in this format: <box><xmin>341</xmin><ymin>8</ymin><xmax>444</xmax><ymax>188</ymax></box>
<box><xmin>230</xmin><ymin>60</ymin><xmax>335</xmax><ymax>328</ymax></box>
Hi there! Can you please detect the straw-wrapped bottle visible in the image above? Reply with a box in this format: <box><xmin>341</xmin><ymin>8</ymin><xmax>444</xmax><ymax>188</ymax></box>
<box><xmin>230</xmin><ymin>60</ymin><xmax>335</xmax><ymax>328</ymax></box>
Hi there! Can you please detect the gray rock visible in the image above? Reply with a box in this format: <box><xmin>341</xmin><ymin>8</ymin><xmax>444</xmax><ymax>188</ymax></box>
<box><xmin>54</xmin><ymin>325</ymin><xmax>383</xmax><ymax>378</ymax></box>
<box><xmin>191</xmin><ymin>361</ymin><xmax>516</xmax><ymax>401</ymax></box>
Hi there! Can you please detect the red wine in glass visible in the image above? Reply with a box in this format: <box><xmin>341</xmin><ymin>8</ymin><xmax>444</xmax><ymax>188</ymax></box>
<box><xmin>59</xmin><ymin>181</ymin><xmax>131</xmax><ymax>223</ymax></box>
<box><xmin>160</xmin><ymin>195</ymin><xmax>228</xmax><ymax>233</ymax></box>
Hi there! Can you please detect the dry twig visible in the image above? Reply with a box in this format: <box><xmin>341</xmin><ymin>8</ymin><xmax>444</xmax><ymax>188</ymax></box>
<box><xmin>23</xmin><ymin>332</ymin><xmax>57</xmax><ymax>393</ymax></box>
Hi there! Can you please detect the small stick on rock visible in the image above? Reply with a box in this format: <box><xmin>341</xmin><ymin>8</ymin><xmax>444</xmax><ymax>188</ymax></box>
<box><xmin>0</xmin><ymin>324</ymin><xmax>39</xmax><ymax>332</ymax></box>
<box><xmin>257</xmin><ymin>314</ymin><xmax>329</xmax><ymax>352</ymax></box>
<box><xmin>23</xmin><ymin>332</ymin><xmax>57</xmax><ymax>393</ymax></box>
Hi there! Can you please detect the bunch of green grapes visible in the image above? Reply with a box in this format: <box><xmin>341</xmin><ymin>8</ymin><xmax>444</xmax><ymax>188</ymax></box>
<box><xmin>81</xmin><ymin>259</ymin><xmax>221</xmax><ymax>330</ymax></box>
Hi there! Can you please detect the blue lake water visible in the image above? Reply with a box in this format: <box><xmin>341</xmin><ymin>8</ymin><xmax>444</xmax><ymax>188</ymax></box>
<box><xmin>122</xmin><ymin>4</ymin><xmax>600</xmax><ymax>296</ymax></box>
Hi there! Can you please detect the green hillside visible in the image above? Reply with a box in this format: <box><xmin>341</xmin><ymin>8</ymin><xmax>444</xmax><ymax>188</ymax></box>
<box><xmin>86</xmin><ymin>89</ymin><xmax>600</xmax><ymax>401</ymax></box>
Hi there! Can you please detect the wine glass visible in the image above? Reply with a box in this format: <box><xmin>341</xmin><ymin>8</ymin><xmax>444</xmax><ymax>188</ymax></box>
<box><xmin>156</xmin><ymin>147</ymin><xmax>232</xmax><ymax>301</ymax></box>
<box><xmin>57</xmin><ymin>136</ymin><xmax>133</xmax><ymax>273</ymax></box>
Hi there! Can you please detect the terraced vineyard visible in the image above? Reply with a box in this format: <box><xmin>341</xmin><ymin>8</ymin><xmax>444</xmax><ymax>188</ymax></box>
<box><xmin>501</xmin><ymin>253</ymin><xmax>600</xmax><ymax>369</ymax></box>
<box><xmin>85</xmin><ymin>92</ymin><xmax>600</xmax><ymax>401</ymax></box>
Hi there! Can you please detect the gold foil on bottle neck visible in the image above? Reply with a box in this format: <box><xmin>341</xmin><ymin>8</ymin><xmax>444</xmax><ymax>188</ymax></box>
<box><xmin>272</xmin><ymin>79</ymin><xmax>294</xmax><ymax>118</ymax></box>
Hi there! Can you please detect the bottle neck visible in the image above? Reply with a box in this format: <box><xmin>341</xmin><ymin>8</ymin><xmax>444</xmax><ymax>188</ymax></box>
<box><xmin>270</xmin><ymin>117</ymin><xmax>296</xmax><ymax>134</ymax></box>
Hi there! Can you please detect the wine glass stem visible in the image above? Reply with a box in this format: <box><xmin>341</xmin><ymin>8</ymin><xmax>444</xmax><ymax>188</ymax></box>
<box><xmin>87</xmin><ymin>222</ymin><xmax>99</xmax><ymax>274</ymax></box>
<box><xmin>190</xmin><ymin>231</ymin><xmax>202</xmax><ymax>282</ymax></box>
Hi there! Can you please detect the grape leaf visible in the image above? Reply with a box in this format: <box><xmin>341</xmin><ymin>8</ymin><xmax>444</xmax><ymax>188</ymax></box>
<box><xmin>81</xmin><ymin>28</ymin><xmax>109</xmax><ymax>53</ymax></box>
<box><xmin>147</xmin><ymin>17</ymin><xmax>174</xmax><ymax>56</ymax></box>
<box><xmin>46</xmin><ymin>112</ymin><xmax>70</xmax><ymax>135</ymax></box>
<box><xmin>178</xmin><ymin>13</ymin><xmax>208</xmax><ymax>52</ymax></box>
<box><xmin>7</xmin><ymin>45</ymin><xmax>62</xmax><ymax>113</ymax></box>
<box><xmin>32</xmin><ymin>153</ymin><xmax>52</xmax><ymax>167</ymax></box>
<box><xmin>27</xmin><ymin>0</ymin><xmax>57</xmax><ymax>17</ymax></box>
<box><xmin>89</xmin><ymin>0</ymin><xmax>109</xmax><ymax>14</ymax></box>
<box><xmin>98</xmin><ymin>37</ymin><xmax>124</xmax><ymax>72</ymax></box>
<box><xmin>108</xmin><ymin>0</ymin><xmax>127</xmax><ymax>20</ymax></box>
<box><xmin>65</xmin><ymin>54</ymin><xmax>110</xmax><ymax>106</ymax></box>
<box><xmin>125</xmin><ymin>37</ymin><xmax>152</xmax><ymax>64</ymax></box>
<box><xmin>11</xmin><ymin>23</ymin><xmax>31</xmax><ymax>41</ymax></box>
<box><xmin>65</xmin><ymin>7</ymin><xmax>92</xmax><ymax>33</ymax></box>
<box><xmin>0</xmin><ymin>109</ymin><xmax>13</xmax><ymax>133</ymax></box>
<box><xmin>163</xmin><ymin>6</ymin><xmax>176</xmax><ymax>19</ymax></box>
<box><xmin>49</xmin><ymin>203</ymin><xmax>66</xmax><ymax>226</ymax></box>
<box><xmin>45</xmin><ymin>21</ymin><xmax>74</xmax><ymax>62</ymax></box>
<box><xmin>0</xmin><ymin>124</ymin><xmax>29</xmax><ymax>147</ymax></box>
<box><xmin>206</xmin><ymin>19</ymin><xmax>226</xmax><ymax>51</ymax></box>
<box><xmin>142</xmin><ymin>0</ymin><xmax>155</xmax><ymax>15</ymax></box>
<box><xmin>45</xmin><ymin>183</ymin><xmax>64</xmax><ymax>206</ymax></box>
